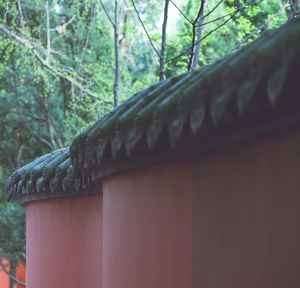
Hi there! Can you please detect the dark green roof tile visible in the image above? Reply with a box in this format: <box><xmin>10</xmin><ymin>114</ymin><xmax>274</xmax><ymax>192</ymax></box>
<box><xmin>5</xmin><ymin>148</ymin><xmax>97</xmax><ymax>203</ymax></box>
<box><xmin>6</xmin><ymin>17</ymin><xmax>300</xmax><ymax>202</ymax></box>
<box><xmin>69</xmin><ymin>17</ymin><xmax>300</xmax><ymax>190</ymax></box>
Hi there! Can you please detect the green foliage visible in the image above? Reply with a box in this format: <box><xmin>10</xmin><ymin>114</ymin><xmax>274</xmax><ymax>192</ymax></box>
<box><xmin>0</xmin><ymin>203</ymin><xmax>25</xmax><ymax>267</ymax></box>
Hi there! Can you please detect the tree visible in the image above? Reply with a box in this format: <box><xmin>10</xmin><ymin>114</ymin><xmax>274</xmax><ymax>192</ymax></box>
<box><xmin>0</xmin><ymin>202</ymin><xmax>25</xmax><ymax>287</ymax></box>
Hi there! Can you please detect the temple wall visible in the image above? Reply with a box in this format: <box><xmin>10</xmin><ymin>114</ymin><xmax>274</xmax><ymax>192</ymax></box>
<box><xmin>26</xmin><ymin>194</ymin><xmax>102</xmax><ymax>288</ymax></box>
<box><xmin>193</xmin><ymin>129</ymin><xmax>300</xmax><ymax>288</ymax></box>
<box><xmin>102</xmin><ymin>161</ymin><xmax>193</xmax><ymax>288</ymax></box>
<box><xmin>24</xmin><ymin>128</ymin><xmax>300</xmax><ymax>288</ymax></box>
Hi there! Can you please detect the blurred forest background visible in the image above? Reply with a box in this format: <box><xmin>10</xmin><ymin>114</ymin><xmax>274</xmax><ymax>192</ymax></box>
<box><xmin>0</xmin><ymin>0</ymin><xmax>298</xmax><ymax>284</ymax></box>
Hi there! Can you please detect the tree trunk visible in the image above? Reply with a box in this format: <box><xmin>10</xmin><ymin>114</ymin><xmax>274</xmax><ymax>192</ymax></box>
<box><xmin>188</xmin><ymin>0</ymin><xmax>206</xmax><ymax>71</ymax></box>
<box><xmin>45</xmin><ymin>0</ymin><xmax>51</xmax><ymax>62</ymax></box>
<box><xmin>191</xmin><ymin>4</ymin><xmax>205</xmax><ymax>70</ymax></box>
<box><xmin>160</xmin><ymin>0</ymin><xmax>170</xmax><ymax>81</ymax></box>
<box><xmin>114</xmin><ymin>0</ymin><xmax>120</xmax><ymax>107</ymax></box>
<box><xmin>288</xmin><ymin>0</ymin><xmax>298</xmax><ymax>19</ymax></box>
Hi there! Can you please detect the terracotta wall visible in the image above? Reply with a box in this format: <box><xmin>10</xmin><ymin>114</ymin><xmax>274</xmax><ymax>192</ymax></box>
<box><xmin>15</xmin><ymin>261</ymin><xmax>26</xmax><ymax>288</ymax></box>
<box><xmin>193</xmin><ymin>129</ymin><xmax>300</xmax><ymax>288</ymax></box>
<box><xmin>103</xmin><ymin>162</ymin><xmax>193</xmax><ymax>288</ymax></box>
<box><xmin>0</xmin><ymin>258</ymin><xmax>26</xmax><ymax>288</ymax></box>
<box><xmin>24</xmin><ymin>127</ymin><xmax>300</xmax><ymax>288</ymax></box>
<box><xmin>101</xmin><ymin>128</ymin><xmax>300</xmax><ymax>288</ymax></box>
<box><xmin>0</xmin><ymin>258</ymin><xmax>10</xmax><ymax>288</ymax></box>
<box><xmin>26</xmin><ymin>195</ymin><xmax>102</xmax><ymax>288</ymax></box>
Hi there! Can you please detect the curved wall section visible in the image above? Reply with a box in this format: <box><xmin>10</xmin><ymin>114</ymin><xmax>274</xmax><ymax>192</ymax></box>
<box><xmin>26</xmin><ymin>195</ymin><xmax>102</xmax><ymax>288</ymax></box>
<box><xmin>193</xmin><ymin>129</ymin><xmax>300</xmax><ymax>288</ymax></box>
<box><xmin>103</xmin><ymin>161</ymin><xmax>193</xmax><ymax>288</ymax></box>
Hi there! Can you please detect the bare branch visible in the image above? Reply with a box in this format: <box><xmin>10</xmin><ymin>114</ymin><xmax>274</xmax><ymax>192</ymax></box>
<box><xmin>198</xmin><ymin>9</ymin><xmax>239</xmax><ymax>27</ymax></box>
<box><xmin>54</xmin><ymin>16</ymin><xmax>75</xmax><ymax>33</ymax></box>
<box><xmin>119</xmin><ymin>11</ymin><xmax>128</xmax><ymax>46</ymax></box>
<box><xmin>167</xmin><ymin>0</ymin><xmax>262</xmax><ymax>65</ymax></box>
<box><xmin>288</xmin><ymin>0</ymin><xmax>298</xmax><ymax>19</ymax></box>
<box><xmin>50</xmin><ymin>115</ymin><xmax>64</xmax><ymax>147</ymax></box>
<box><xmin>99</xmin><ymin>0</ymin><xmax>115</xmax><ymax>27</ymax></box>
<box><xmin>169</xmin><ymin>0</ymin><xmax>193</xmax><ymax>24</ymax></box>
<box><xmin>160</xmin><ymin>0</ymin><xmax>170</xmax><ymax>80</ymax></box>
<box><xmin>33</xmin><ymin>51</ymin><xmax>102</xmax><ymax>100</ymax></box>
<box><xmin>11</xmin><ymin>26</ymin><xmax>91</xmax><ymax>85</ymax></box>
<box><xmin>45</xmin><ymin>0</ymin><xmax>51</xmax><ymax>61</ymax></box>
<box><xmin>0</xmin><ymin>24</ymin><xmax>108</xmax><ymax>101</ymax></box>
<box><xmin>16</xmin><ymin>143</ymin><xmax>25</xmax><ymax>167</ymax></box>
<box><xmin>230</xmin><ymin>9</ymin><xmax>283</xmax><ymax>53</ymax></box>
<box><xmin>16</xmin><ymin>0</ymin><xmax>25</xmax><ymax>29</ymax></box>
<box><xmin>187</xmin><ymin>0</ymin><xmax>206</xmax><ymax>71</ymax></box>
<box><xmin>131</xmin><ymin>0</ymin><xmax>161</xmax><ymax>58</ymax></box>
<box><xmin>4</xmin><ymin>0</ymin><xmax>10</xmax><ymax>24</ymax></box>
<box><xmin>191</xmin><ymin>6</ymin><xmax>205</xmax><ymax>70</ymax></box>
<box><xmin>199</xmin><ymin>8</ymin><xmax>240</xmax><ymax>43</ymax></box>
<box><xmin>24</xmin><ymin>118</ymin><xmax>53</xmax><ymax>149</ymax></box>
<box><xmin>0</xmin><ymin>259</ymin><xmax>26</xmax><ymax>287</ymax></box>
<box><xmin>203</xmin><ymin>0</ymin><xmax>223</xmax><ymax>19</ymax></box>
<box><xmin>199</xmin><ymin>0</ymin><xmax>264</xmax><ymax>27</ymax></box>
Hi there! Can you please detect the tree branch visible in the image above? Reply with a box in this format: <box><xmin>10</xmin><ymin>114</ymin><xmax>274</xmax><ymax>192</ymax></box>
<box><xmin>288</xmin><ymin>0</ymin><xmax>298</xmax><ymax>19</ymax></box>
<box><xmin>187</xmin><ymin>0</ymin><xmax>206</xmax><ymax>71</ymax></box>
<box><xmin>16</xmin><ymin>0</ymin><xmax>25</xmax><ymax>29</ymax></box>
<box><xmin>54</xmin><ymin>16</ymin><xmax>75</xmax><ymax>34</ymax></box>
<box><xmin>0</xmin><ymin>259</ymin><xmax>26</xmax><ymax>287</ymax></box>
<box><xmin>0</xmin><ymin>24</ymin><xmax>108</xmax><ymax>101</ymax></box>
<box><xmin>198</xmin><ymin>8</ymin><xmax>240</xmax><ymax>44</ymax></box>
<box><xmin>230</xmin><ymin>9</ymin><xmax>282</xmax><ymax>53</ymax></box>
<box><xmin>169</xmin><ymin>0</ymin><xmax>193</xmax><ymax>24</ymax></box>
<box><xmin>203</xmin><ymin>0</ymin><xmax>223</xmax><ymax>19</ymax></box>
<box><xmin>45</xmin><ymin>0</ymin><xmax>51</xmax><ymax>62</ymax></box>
<box><xmin>166</xmin><ymin>0</ymin><xmax>262</xmax><ymax>65</ymax></box>
<box><xmin>198</xmin><ymin>9</ymin><xmax>241</xmax><ymax>27</ymax></box>
<box><xmin>99</xmin><ymin>0</ymin><xmax>115</xmax><ymax>27</ymax></box>
<box><xmin>160</xmin><ymin>0</ymin><xmax>170</xmax><ymax>80</ymax></box>
<box><xmin>131</xmin><ymin>0</ymin><xmax>161</xmax><ymax>59</ymax></box>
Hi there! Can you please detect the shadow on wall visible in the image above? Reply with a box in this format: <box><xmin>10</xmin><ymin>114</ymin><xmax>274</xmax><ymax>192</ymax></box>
<box><xmin>0</xmin><ymin>259</ymin><xmax>26</xmax><ymax>288</ymax></box>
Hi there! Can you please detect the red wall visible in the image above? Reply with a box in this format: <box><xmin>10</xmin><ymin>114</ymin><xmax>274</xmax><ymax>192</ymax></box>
<box><xmin>0</xmin><ymin>258</ymin><xmax>25</xmax><ymax>288</ymax></box>
<box><xmin>103</xmin><ymin>161</ymin><xmax>193</xmax><ymax>288</ymax></box>
<box><xmin>193</xmin><ymin>129</ymin><xmax>300</xmax><ymax>288</ymax></box>
<box><xmin>0</xmin><ymin>258</ymin><xmax>10</xmax><ymax>288</ymax></box>
<box><xmin>15</xmin><ymin>261</ymin><xmax>26</xmax><ymax>288</ymax></box>
<box><xmin>23</xmin><ymin>128</ymin><xmax>300</xmax><ymax>288</ymax></box>
<box><xmin>26</xmin><ymin>195</ymin><xmax>102</xmax><ymax>288</ymax></box>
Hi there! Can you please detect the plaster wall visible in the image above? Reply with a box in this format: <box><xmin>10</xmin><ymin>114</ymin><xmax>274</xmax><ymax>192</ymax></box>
<box><xmin>193</xmin><ymin>128</ymin><xmax>300</xmax><ymax>288</ymax></box>
<box><xmin>26</xmin><ymin>194</ymin><xmax>102</xmax><ymax>288</ymax></box>
<box><xmin>103</xmin><ymin>161</ymin><xmax>193</xmax><ymax>288</ymax></box>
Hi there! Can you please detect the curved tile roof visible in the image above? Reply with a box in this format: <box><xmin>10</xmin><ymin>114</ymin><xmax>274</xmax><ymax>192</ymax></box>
<box><xmin>70</xmin><ymin>18</ymin><xmax>300</xmax><ymax>185</ymax></box>
<box><xmin>6</xmin><ymin>17</ymin><xmax>300</xmax><ymax>203</ymax></box>
<box><xmin>5</xmin><ymin>148</ymin><xmax>96</xmax><ymax>203</ymax></box>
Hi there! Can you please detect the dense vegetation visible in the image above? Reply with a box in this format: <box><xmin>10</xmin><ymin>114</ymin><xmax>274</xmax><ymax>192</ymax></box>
<box><xmin>0</xmin><ymin>0</ymin><xmax>297</xmax><ymax>284</ymax></box>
